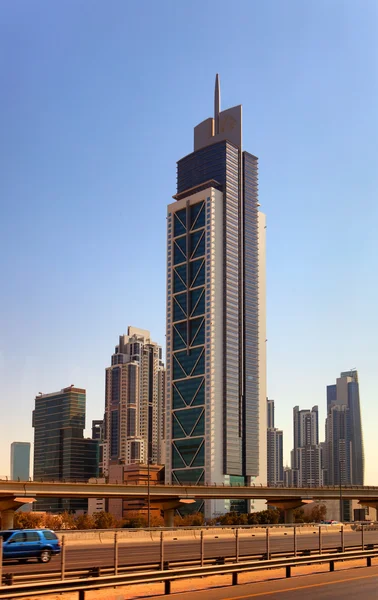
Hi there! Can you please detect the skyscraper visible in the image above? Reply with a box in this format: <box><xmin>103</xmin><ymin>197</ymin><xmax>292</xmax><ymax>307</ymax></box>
<box><xmin>165</xmin><ymin>75</ymin><xmax>267</xmax><ymax>516</ymax></box>
<box><xmin>324</xmin><ymin>370</ymin><xmax>364</xmax><ymax>486</ymax></box>
<box><xmin>290</xmin><ymin>406</ymin><xmax>323</xmax><ymax>487</ymax></box>
<box><xmin>103</xmin><ymin>327</ymin><xmax>165</xmax><ymax>474</ymax></box>
<box><xmin>10</xmin><ymin>442</ymin><xmax>30</xmax><ymax>481</ymax></box>
<box><xmin>267</xmin><ymin>399</ymin><xmax>275</xmax><ymax>430</ymax></box>
<box><xmin>267</xmin><ymin>399</ymin><xmax>283</xmax><ymax>486</ymax></box>
<box><xmin>32</xmin><ymin>386</ymin><xmax>98</xmax><ymax>512</ymax></box>
<box><xmin>91</xmin><ymin>420</ymin><xmax>104</xmax><ymax>441</ymax></box>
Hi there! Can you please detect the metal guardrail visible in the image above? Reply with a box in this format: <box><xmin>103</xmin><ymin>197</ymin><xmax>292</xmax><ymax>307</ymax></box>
<box><xmin>2</xmin><ymin>543</ymin><xmax>376</xmax><ymax>587</ymax></box>
<box><xmin>1</xmin><ymin>525</ymin><xmax>376</xmax><ymax>587</ymax></box>
<box><xmin>0</xmin><ymin>548</ymin><xmax>376</xmax><ymax>599</ymax></box>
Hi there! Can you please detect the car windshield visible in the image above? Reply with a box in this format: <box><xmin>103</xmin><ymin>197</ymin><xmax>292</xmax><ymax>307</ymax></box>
<box><xmin>0</xmin><ymin>532</ymin><xmax>13</xmax><ymax>541</ymax></box>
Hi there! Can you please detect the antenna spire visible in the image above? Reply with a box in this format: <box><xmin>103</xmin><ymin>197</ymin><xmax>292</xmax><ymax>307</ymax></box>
<box><xmin>214</xmin><ymin>73</ymin><xmax>221</xmax><ymax>134</ymax></box>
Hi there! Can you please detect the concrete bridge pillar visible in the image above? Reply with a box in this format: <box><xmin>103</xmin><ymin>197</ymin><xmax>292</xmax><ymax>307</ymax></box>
<box><xmin>268</xmin><ymin>499</ymin><xmax>314</xmax><ymax>524</ymax></box>
<box><xmin>0</xmin><ymin>509</ymin><xmax>15</xmax><ymax>529</ymax></box>
<box><xmin>0</xmin><ymin>497</ymin><xmax>35</xmax><ymax>529</ymax></box>
<box><xmin>163</xmin><ymin>508</ymin><xmax>175</xmax><ymax>527</ymax></box>
<box><xmin>284</xmin><ymin>508</ymin><xmax>294</xmax><ymax>524</ymax></box>
<box><xmin>358</xmin><ymin>501</ymin><xmax>378</xmax><ymax>520</ymax></box>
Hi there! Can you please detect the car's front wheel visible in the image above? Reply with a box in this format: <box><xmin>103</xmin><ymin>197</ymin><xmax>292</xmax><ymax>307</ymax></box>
<box><xmin>38</xmin><ymin>549</ymin><xmax>52</xmax><ymax>563</ymax></box>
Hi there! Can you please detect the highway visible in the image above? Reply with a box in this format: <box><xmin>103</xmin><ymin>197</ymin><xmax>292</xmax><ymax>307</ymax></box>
<box><xmin>2</xmin><ymin>528</ymin><xmax>378</xmax><ymax>576</ymax></box>
<box><xmin>155</xmin><ymin>565</ymin><xmax>378</xmax><ymax>599</ymax></box>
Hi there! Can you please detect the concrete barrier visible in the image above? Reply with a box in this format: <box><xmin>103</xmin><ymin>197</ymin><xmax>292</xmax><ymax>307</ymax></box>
<box><xmin>55</xmin><ymin>523</ymin><xmax>356</xmax><ymax>546</ymax></box>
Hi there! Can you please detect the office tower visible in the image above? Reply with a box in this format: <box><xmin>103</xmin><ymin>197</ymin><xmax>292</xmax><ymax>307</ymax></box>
<box><xmin>267</xmin><ymin>399</ymin><xmax>284</xmax><ymax>486</ymax></box>
<box><xmin>290</xmin><ymin>406</ymin><xmax>323</xmax><ymax>487</ymax></box>
<box><xmin>267</xmin><ymin>399</ymin><xmax>274</xmax><ymax>429</ymax></box>
<box><xmin>92</xmin><ymin>420</ymin><xmax>104</xmax><ymax>441</ymax></box>
<box><xmin>283</xmin><ymin>467</ymin><xmax>293</xmax><ymax>487</ymax></box>
<box><xmin>165</xmin><ymin>75</ymin><xmax>267</xmax><ymax>516</ymax></box>
<box><xmin>32</xmin><ymin>386</ymin><xmax>98</xmax><ymax>512</ymax></box>
<box><xmin>103</xmin><ymin>327</ymin><xmax>166</xmax><ymax>475</ymax></box>
<box><xmin>324</xmin><ymin>370</ymin><xmax>364</xmax><ymax>486</ymax></box>
<box><xmin>10</xmin><ymin>442</ymin><xmax>30</xmax><ymax>481</ymax></box>
<box><xmin>11</xmin><ymin>442</ymin><xmax>32</xmax><ymax>512</ymax></box>
<box><xmin>91</xmin><ymin>419</ymin><xmax>105</xmax><ymax>476</ymax></box>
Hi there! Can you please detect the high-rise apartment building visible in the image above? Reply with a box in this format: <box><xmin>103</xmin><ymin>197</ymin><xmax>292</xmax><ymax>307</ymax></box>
<box><xmin>10</xmin><ymin>442</ymin><xmax>30</xmax><ymax>481</ymax></box>
<box><xmin>32</xmin><ymin>386</ymin><xmax>98</xmax><ymax>512</ymax></box>
<box><xmin>324</xmin><ymin>370</ymin><xmax>364</xmax><ymax>486</ymax></box>
<box><xmin>267</xmin><ymin>399</ymin><xmax>283</xmax><ymax>486</ymax></box>
<box><xmin>165</xmin><ymin>75</ymin><xmax>267</xmax><ymax>516</ymax></box>
<box><xmin>290</xmin><ymin>406</ymin><xmax>323</xmax><ymax>487</ymax></box>
<box><xmin>103</xmin><ymin>327</ymin><xmax>165</xmax><ymax>475</ymax></box>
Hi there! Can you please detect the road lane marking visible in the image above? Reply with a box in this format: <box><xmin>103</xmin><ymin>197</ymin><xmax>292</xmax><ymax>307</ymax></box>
<box><xmin>225</xmin><ymin>570</ymin><xmax>378</xmax><ymax>599</ymax></box>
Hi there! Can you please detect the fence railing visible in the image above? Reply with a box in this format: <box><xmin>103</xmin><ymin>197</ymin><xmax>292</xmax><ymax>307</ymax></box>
<box><xmin>0</xmin><ymin>548</ymin><xmax>377</xmax><ymax>599</ymax></box>
<box><xmin>1</xmin><ymin>526</ymin><xmax>377</xmax><ymax>590</ymax></box>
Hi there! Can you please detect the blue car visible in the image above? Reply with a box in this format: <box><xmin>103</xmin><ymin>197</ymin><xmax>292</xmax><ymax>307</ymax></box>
<box><xmin>0</xmin><ymin>529</ymin><xmax>61</xmax><ymax>563</ymax></box>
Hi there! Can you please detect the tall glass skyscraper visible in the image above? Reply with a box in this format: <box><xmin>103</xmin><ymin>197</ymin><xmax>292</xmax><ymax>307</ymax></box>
<box><xmin>325</xmin><ymin>370</ymin><xmax>364</xmax><ymax>486</ymax></box>
<box><xmin>267</xmin><ymin>400</ymin><xmax>284</xmax><ymax>486</ymax></box>
<box><xmin>32</xmin><ymin>386</ymin><xmax>99</xmax><ymax>512</ymax></box>
<box><xmin>165</xmin><ymin>76</ymin><xmax>267</xmax><ymax>516</ymax></box>
<box><xmin>10</xmin><ymin>442</ymin><xmax>30</xmax><ymax>481</ymax></box>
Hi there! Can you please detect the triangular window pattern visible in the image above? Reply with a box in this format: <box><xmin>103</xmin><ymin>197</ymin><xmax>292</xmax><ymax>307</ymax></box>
<box><xmin>191</xmin><ymin>378</ymin><xmax>205</xmax><ymax>406</ymax></box>
<box><xmin>191</xmin><ymin>413</ymin><xmax>205</xmax><ymax>437</ymax></box>
<box><xmin>172</xmin><ymin>413</ymin><xmax>187</xmax><ymax>439</ymax></box>
<box><xmin>173</xmin><ymin>264</ymin><xmax>187</xmax><ymax>293</ymax></box>
<box><xmin>174</xmin><ymin>236</ymin><xmax>187</xmax><ymax>265</ymax></box>
<box><xmin>191</xmin><ymin>439</ymin><xmax>205</xmax><ymax>467</ymax></box>
<box><xmin>190</xmin><ymin>230</ymin><xmax>205</xmax><ymax>260</ymax></box>
<box><xmin>192</xmin><ymin>351</ymin><xmax>205</xmax><ymax>376</ymax></box>
<box><xmin>172</xmin><ymin>385</ymin><xmax>187</xmax><ymax>409</ymax></box>
<box><xmin>173</xmin><ymin>295</ymin><xmax>187</xmax><ymax>322</ymax></box>
<box><xmin>173</xmin><ymin>354</ymin><xmax>187</xmax><ymax>379</ymax></box>
<box><xmin>190</xmin><ymin>259</ymin><xmax>205</xmax><ymax>287</ymax></box>
<box><xmin>189</xmin><ymin>317</ymin><xmax>205</xmax><ymax>347</ymax></box>
<box><xmin>173</xmin><ymin>321</ymin><xmax>187</xmax><ymax>351</ymax></box>
<box><xmin>173</xmin><ymin>377</ymin><xmax>205</xmax><ymax>407</ymax></box>
<box><xmin>172</xmin><ymin>445</ymin><xmax>186</xmax><ymax>469</ymax></box>
<box><xmin>190</xmin><ymin>288</ymin><xmax>205</xmax><ymax>318</ymax></box>
<box><xmin>172</xmin><ymin>468</ymin><xmax>204</xmax><ymax>485</ymax></box>
<box><xmin>173</xmin><ymin>293</ymin><xmax>187</xmax><ymax>318</ymax></box>
<box><xmin>174</xmin><ymin>209</ymin><xmax>187</xmax><ymax>237</ymax></box>
<box><xmin>190</xmin><ymin>202</ymin><xmax>205</xmax><ymax>231</ymax></box>
<box><xmin>173</xmin><ymin>407</ymin><xmax>204</xmax><ymax>437</ymax></box>
<box><xmin>174</xmin><ymin>438</ymin><xmax>203</xmax><ymax>467</ymax></box>
<box><xmin>192</xmin><ymin>233</ymin><xmax>205</xmax><ymax>260</ymax></box>
<box><xmin>173</xmin><ymin>347</ymin><xmax>204</xmax><ymax>378</ymax></box>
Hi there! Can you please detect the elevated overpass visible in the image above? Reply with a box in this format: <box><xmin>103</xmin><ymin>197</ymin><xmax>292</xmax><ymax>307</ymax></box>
<box><xmin>0</xmin><ymin>480</ymin><xmax>377</xmax><ymax>527</ymax></box>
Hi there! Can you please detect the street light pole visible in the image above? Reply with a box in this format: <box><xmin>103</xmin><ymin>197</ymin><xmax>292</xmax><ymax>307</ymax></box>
<box><xmin>339</xmin><ymin>459</ymin><xmax>343</xmax><ymax>523</ymax></box>
<box><xmin>147</xmin><ymin>456</ymin><xmax>151</xmax><ymax>529</ymax></box>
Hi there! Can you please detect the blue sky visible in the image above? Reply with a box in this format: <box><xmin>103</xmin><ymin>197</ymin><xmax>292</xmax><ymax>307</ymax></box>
<box><xmin>1</xmin><ymin>1</ymin><xmax>377</xmax><ymax>484</ymax></box>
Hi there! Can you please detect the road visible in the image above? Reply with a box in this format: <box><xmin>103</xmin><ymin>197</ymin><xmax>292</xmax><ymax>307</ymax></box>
<box><xmin>154</xmin><ymin>565</ymin><xmax>378</xmax><ymax>599</ymax></box>
<box><xmin>2</xmin><ymin>529</ymin><xmax>377</xmax><ymax>576</ymax></box>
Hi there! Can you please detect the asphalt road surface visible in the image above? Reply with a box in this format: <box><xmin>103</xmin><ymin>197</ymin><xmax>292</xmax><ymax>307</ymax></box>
<box><xmin>154</xmin><ymin>565</ymin><xmax>378</xmax><ymax>599</ymax></box>
<box><xmin>2</xmin><ymin>529</ymin><xmax>378</xmax><ymax>576</ymax></box>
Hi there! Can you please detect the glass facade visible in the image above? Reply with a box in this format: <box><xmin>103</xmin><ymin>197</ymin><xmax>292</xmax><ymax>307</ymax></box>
<box><xmin>167</xmin><ymin>82</ymin><xmax>266</xmax><ymax>506</ymax></box>
<box><xmin>324</xmin><ymin>372</ymin><xmax>364</xmax><ymax>488</ymax></box>
<box><xmin>347</xmin><ymin>381</ymin><xmax>364</xmax><ymax>485</ymax></box>
<box><xmin>171</xmin><ymin>200</ymin><xmax>206</xmax><ymax>485</ymax></box>
<box><xmin>177</xmin><ymin>141</ymin><xmax>244</xmax><ymax>476</ymax></box>
<box><xmin>33</xmin><ymin>387</ymin><xmax>98</xmax><ymax>512</ymax></box>
<box><xmin>10</xmin><ymin>442</ymin><xmax>30</xmax><ymax>481</ymax></box>
<box><xmin>243</xmin><ymin>152</ymin><xmax>260</xmax><ymax>475</ymax></box>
